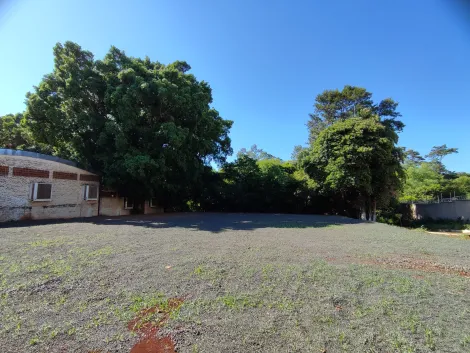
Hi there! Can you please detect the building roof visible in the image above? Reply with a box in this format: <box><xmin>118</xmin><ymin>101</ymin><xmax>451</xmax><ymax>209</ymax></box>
<box><xmin>0</xmin><ymin>149</ymin><xmax>97</xmax><ymax>175</ymax></box>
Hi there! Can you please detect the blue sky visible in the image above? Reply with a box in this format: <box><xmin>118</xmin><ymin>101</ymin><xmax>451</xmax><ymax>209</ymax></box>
<box><xmin>0</xmin><ymin>0</ymin><xmax>469</xmax><ymax>171</ymax></box>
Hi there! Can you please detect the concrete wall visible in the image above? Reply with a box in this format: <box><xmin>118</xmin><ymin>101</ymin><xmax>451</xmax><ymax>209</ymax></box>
<box><xmin>414</xmin><ymin>200</ymin><xmax>470</xmax><ymax>221</ymax></box>
<box><xmin>0</xmin><ymin>155</ymin><xmax>99</xmax><ymax>222</ymax></box>
<box><xmin>99</xmin><ymin>195</ymin><xmax>132</xmax><ymax>217</ymax></box>
<box><xmin>144</xmin><ymin>200</ymin><xmax>164</xmax><ymax>214</ymax></box>
<box><xmin>99</xmin><ymin>195</ymin><xmax>164</xmax><ymax>216</ymax></box>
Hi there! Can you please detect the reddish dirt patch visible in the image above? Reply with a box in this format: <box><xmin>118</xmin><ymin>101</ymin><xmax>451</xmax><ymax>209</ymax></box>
<box><xmin>128</xmin><ymin>298</ymin><xmax>184</xmax><ymax>353</ymax></box>
<box><xmin>325</xmin><ymin>255</ymin><xmax>470</xmax><ymax>278</ymax></box>
<box><xmin>426</xmin><ymin>231</ymin><xmax>470</xmax><ymax>239</ymax></box>
<box><xmin>362</xmin><ymin>257</ymin><xmax>470</xmax><ymax>278</ymax></box>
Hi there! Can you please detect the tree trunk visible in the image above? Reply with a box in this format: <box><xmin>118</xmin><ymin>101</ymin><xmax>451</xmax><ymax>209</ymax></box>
<box><xmin>360</xmin><ymin>196</ymin><xmax>376</xmax><ymax>222</ymax></box>
<box><xmin>360</xmin><ymin>208</ymin><xmax>367</xmax><ymax>220</ymax></box>
<box><xmin>371</xmin><ymin>198</ymin><xmax>377</xmax><ymax>222</ymax></box>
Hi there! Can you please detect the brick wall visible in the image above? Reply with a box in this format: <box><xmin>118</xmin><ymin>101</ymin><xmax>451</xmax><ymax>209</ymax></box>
<box><xmin>13</xmin><ymin>167</ymin><xmax>49</xmax><ymax>178</ymax></box>
<box><xmin>0</xmin><ymin>177</ymin><xmax>100</xmax><ymax>222</ymax></box>
<box><xmin>80</xmin><ymin>174</ymin><xmax>100</xmax><ymax>182</ymax></box>
<box><xmin>0</xmin><ymin>165</ymin><xmax>8</xmax><ymax>176</ymax></box>
<box><xmin>53</xmin><ymin>171</ymin><xmax>78</xmax><ymax>180</ymax></box>
<box><xmin>0</xmin><ymin>155</ymin><xmax>100</xmax><ymax>222</ymax></box>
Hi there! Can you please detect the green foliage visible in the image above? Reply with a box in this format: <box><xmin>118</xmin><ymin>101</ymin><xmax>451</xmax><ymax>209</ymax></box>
<box><xmin>411</xmin><ymin>219</ymin><xmax>470</xmax><ymax>231</ymax></box>
<box><xmin>0</xmin><ymin>113</ymin><xmax>52</xmax><ymax>154</ymax></box>
<box><xmin>376</xmin><ymin>201</ymin><xmax>414</xmax><ymax>226</ymax></box>
<box><xmin>301</xmin><ymin>116</ymin><xmax>404</xmax><ymax>219</ymax></box>
<box><xmin>400</xmin><ymin>162</ymin><xmax>444</xmax><ymax>202</ymax></box>
<box><xmin>24</xmin><ymin>41</ymin><xmax>233</xmax><ymax>205</ymax></box>
<box><xmin>0</xmin><ymin>113</ymin><xmax>24</xmax><ymax>148</ymax></box>
<box><xmin>400</xmin><ymin>147</ymin><xmax>468</xmax><ymax>203</ymax></box>
<box><xmin>448</xmin><ymin>175</ymin><xmax>470</xmax><ymax>196</ymax></box>
<box><xmin>404</xmin><ymin>149</ymin><xmax>425</xmax><ymax>165</ymax></box>
<box><xmin>423</xmin><ymin>144</ymin><xmax>458</xmax><ymax>175</ymax></box>
<box><xmin>426</xmin><ymin>144</ymin><xmax>458</xmax><ymax>163</ymax></box>
<box><xmin>195</xmin><ymin>154</ymin><xmax>321</xmax><ymax>213</ymax></box>
<box><xmin>290</xmin><ymin>145</ymin><xmax>306</xmax><ymax>162</ymax></box>
<box><xmin>307</xmin><ymin>85</ymin><xmax>404</xmax><ymax>142</ymax></box>
<box><xmin>236</xmin><ymin>144</ymin><xmax>276</xmax><ymax>161</ymax></box>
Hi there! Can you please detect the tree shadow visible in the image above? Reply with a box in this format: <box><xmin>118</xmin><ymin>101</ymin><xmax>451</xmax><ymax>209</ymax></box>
<box><xmin>0</xmin><ymin>212</ymin><xmax>364</xmax><ymax>233</ymax></box>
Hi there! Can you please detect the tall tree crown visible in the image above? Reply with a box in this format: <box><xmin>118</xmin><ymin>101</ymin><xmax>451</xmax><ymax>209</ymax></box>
<box><xmin>24</xmin><ymin>41</ymin><xmax>233</xmax><ymax>204</ymax></box>
<box><xmin>307</xmin><ymin>85</ymin><xmax>404</xmax><ymax>142</ymax></box>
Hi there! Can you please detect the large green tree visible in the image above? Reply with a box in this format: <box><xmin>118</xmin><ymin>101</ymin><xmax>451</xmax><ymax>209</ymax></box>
<box><xmin>24</xmin><ymin>41</ymin><xmax>233</xmax><ymax>205</ymax></box>
<box><xmin>425</xmin><ymin>144</ymin><xmax>458</xmax><ymax>174</ymax></box>
<box><xmin>302</xmin><ymin>116</ymin><xmax>404</xmax><ymax>220</ymax></box>
<box><xmin>0</xmin><ymin>113</ymin><xmax>52</xmax><ymax>153</ymax></box>
<box><xmin>307</xmin><ymin>85</ymin><xmax>404</xmax><ymax>142</ymax></box>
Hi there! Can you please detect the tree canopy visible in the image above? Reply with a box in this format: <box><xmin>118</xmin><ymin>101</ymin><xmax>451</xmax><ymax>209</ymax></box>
<box><xmin>192</xmin><ymin>154</ymin><xmax>319</xmax><ymax>214</ymax></box>
<box><xmin>404</xmin><ymin>149</ymin><xmax>425</xmax><ymax>165</ymax></box>
<box><xmin>236</xmin><ymin>144</ymin><xmax>276</xmax><ymax>161</ymax></box>
<box><xmin>301</xmin><ymin>116</ymin><xmax>404</xmax><ymax>220</ymax></box>
<box><xmin>0</xmin><ymin>113</ymin><xmax>26</xmax><ymax>149</ymax></box>
<box><xmin>400</xmin><ymin>162</ymin><xmax>444</xmax><ymax>202</ymax></box>
<box><xmin>0</xmin><ymin>113</ymin><xmax>52</xmax><ymax>154</ymax></box>
<box><xmin>426</xmin><ymin>144</ymin><xmax>459</xmax><ymax>163</ymax></box>
<box><xmin>307</xmin><ymin>85</ymin><xmax>404</xmax><ymax>142</ymax></box>
<box><xmin>23</xmin><ymin>41</ymin><xmax>233</xmax><ymax>205</ymax></box>
<box><xmin>400</xmin><ymin>145</ymin><xmax>467</xmax><ymax>202</ymax></box>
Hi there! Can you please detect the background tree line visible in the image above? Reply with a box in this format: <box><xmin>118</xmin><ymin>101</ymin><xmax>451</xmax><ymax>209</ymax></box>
<box><xmin>1</xmin><ymin>42</ymin><xmax>467</xmax><ymax>220</ymax></box>
<box><xmin>401</xmin><ymin>145</ymin><xmax>469</xmax><ymax>202</ymax></box>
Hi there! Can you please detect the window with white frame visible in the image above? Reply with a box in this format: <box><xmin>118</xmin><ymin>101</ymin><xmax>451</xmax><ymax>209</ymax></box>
<box><xmin>32</xmin><ymin>183</ymin><xmax>52</xmax><ymax>201</ymax></box>
<box><xmin>124</xmin><ymin>198</ymin><xmax>134</xmax><ymax>209</ymax></box>
<box><xmin>149</xmin><ymin>198</ymin><xmax>157</xmax><ymax>208</ymax></box>
<box><xmin>84</xmin><ymin>185</ymin><xmax>98</xmax><ymax>200</ymax></box>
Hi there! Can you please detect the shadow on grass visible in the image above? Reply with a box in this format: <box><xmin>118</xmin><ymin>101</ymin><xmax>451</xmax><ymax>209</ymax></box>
<box><xmin>0</xmin><ymin>212</ymin><xmax>363</xmax><ymax>233</ymax></box>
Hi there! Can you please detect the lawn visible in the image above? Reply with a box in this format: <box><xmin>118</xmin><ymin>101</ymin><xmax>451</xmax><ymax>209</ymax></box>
<box><xmin>1</xmin><ymin>213</ymin><xmax>470</xmax><ymax>353</ymax></box>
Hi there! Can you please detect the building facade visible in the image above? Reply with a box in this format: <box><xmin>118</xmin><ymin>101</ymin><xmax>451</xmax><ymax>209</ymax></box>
<box><xmin>99</xmin><ymin>191</ymin><xmax>164</xmax><ymax>216</ymax></box>
<box><xmin>0</xmin><ymin>150</ymin><xmax>100</xmax><ymax>222</ymax></box>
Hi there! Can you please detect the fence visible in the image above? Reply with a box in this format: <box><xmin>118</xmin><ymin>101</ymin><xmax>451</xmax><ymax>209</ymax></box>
<box><xmin>409</xmin><ymin>195</ymin><xmax>469</xmax><ymax>205</ymax></box>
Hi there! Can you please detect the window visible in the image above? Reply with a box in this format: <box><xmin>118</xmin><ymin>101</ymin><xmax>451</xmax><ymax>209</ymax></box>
<box><xmin>149</xmin><ymin>198</ymin><xmax>157</xmax><ymax>208</ymax></box>
<box><xmin>124</xmin><ymin>198</ymin><xmax>134</xmax><ymax>210</ymax></box>
<box><xmin>32</xmin><ymin>183</ymin><xmax>52</xmax><ymax>201</ymax></box>
<box><xmin>84</xmin><ymin>185</ymin><xmax>98</xmax><ymax>200</ymax></box>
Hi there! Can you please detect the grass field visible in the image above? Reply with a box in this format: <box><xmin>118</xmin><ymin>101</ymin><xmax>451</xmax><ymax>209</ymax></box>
<box><xmin>1</xmin><ymin>213</ymin><xmax>470</xmax><ymax>353</ymax></box>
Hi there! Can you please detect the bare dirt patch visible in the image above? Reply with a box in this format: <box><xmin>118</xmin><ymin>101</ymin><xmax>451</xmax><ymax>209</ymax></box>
<box><xmin>128</xmin><ymin>298</ymin><xmax>183</xmax><ymax>353</ymax></box>
<box><xmin>357</xmin><ymin>256</ymin><xmax>470</xmax><ymax>278</ymax></box>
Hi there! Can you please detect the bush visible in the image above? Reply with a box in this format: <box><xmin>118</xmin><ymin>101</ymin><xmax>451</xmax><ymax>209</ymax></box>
<box><xmin>409</xmin><ymin>218</ymin><xmax>470</xmax><ymax>231</ymax></box>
